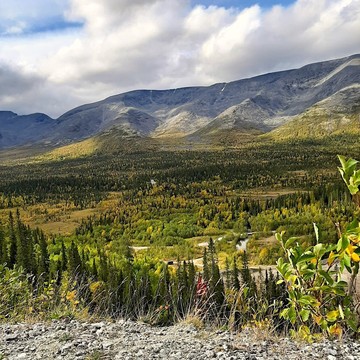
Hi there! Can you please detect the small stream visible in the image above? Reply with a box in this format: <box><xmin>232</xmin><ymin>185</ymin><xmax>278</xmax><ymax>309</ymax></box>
<box><xmin>235</xmin><ymin>231</ymin><xmax>255</xmax><ymax>251</ymax></box>
<box><xmin>236</xmin><ymin>237</ymin><xmax>249</xmax><ymax>251</ymax></box>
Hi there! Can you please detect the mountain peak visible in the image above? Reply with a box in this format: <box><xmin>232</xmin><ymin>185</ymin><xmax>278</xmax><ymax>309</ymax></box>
<box><xmin>1</xmin><ymin>54</ymin><xmax>359</xmax><ymax>149</ymax></box>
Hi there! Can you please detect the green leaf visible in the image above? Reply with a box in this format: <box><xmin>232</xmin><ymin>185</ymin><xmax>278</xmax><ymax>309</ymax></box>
<box><xmin>333</xmin><ymin>287</ymin><xmax>346</xmax><ymax>296</ymax></box>
<box><xmin>288</xmin><ymin>274</ymin><xmax>297</xmax><ymax>285</ymax></box>
<box><xmin>338</xmin><ymin>305</ymin><xmax>344</xmax><ymax>320</ymax></box>
<box><xmin>326</xmin><ymin>310</ymin><xmax>339</xmax><ymax>322</ymax></box>
<box><xmin>337</xmin><ymin>155</ymin><xmax>347</xmax><ymax>170</ymax></box>
<box><xmin>337</xmin><ymin>280</ymin><xmax>348</xmax><ymax>287</ymax></box>
<box><xmin>288</xmin><ymin>306</ymin><xmax>297</xmax><ymax>324</ymax></box>
<box><xmin>348</xmin><ymin>184</ymin><xmax>359</xmax><ymax>195</ymax></box>
<box><xmin>297</xmin><ymin>252</ymin><xmax>315</xmax><ymax>264</ymax></box>
<box><xmin>347</xmin><ymin>318</ymin><xmax>359</xmax><ymax>332</ymax></box>
<box><xmin>285</xmin><ymin>237</ymin><xmax>298</xmax><ymax>249</ymax></box>
<box><xmin>337</xmin><ymin>236</ymin><xmax>350</xmax><ymax>252</ymax></box>
<box><xmin>346</xmin><ymin>219</ymin><xmax>359</xmax><ymax>232</ymax></box>
<box><xmin>276</xmin><ymin>257</ymin><xmax>283</xmax><ymax>268</ymax></box>
<box><xmin>300</xmin><ymin>309</ymin><xmax>310</xmax><ymax>322</ymax></box>
<box><xmin>313</xmin><ymin>223</ymin><xmax>319</xmax><ymax>244</ymax></box>
<box><xmin>319</xmin><ymin>270</ymin><xmax>334</xmax><ymax>285</ymax></box>
<box><xmin>338</xmin><ymin>155</ymin><xmax>358</xmax><ymax>175</ymax></box>
<box><xmin>343</xmin><ymin>253</ymin><xmax>351</xmax><ymax>269</ymax></box>
<box><xmin>298</xmin><ymin>295</ymin><xmax>316</xmax><ymax>306</ymax></box>
<box><xmin>313</xmin><ymin>243</ymin><xmax>323</xmax><ymax>257</ymax></box>
<box><xmin>280</xmin><ymin>308</ymin><xmax>289</xmax><ymax>319</ymax></box>
<box><xmin>345</xmin><ymin>158</ymin><xmax>359</xmax><ymax>171</ymax></box>
<box><xmin>302</xmin><ymin>269</ymin><xmax>316</xmax><ymax>280</ymax></box>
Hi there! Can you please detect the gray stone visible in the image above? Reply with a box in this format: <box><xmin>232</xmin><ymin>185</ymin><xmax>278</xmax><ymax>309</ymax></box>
<box><xmin>15</xmin><ymin>353</ymin><xmax>28</xmax><ymax>360</ymax></box>
<box><xmin>5</xmin><ymin>333</ymin><xmax>19</xmax><ymax>341</ymax></box>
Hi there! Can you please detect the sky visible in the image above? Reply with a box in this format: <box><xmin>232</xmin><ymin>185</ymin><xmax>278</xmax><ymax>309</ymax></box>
<box><xmin>0</xmin><ymin>0</ymin><xmax>359</xmax><ymax>118</ymax></box>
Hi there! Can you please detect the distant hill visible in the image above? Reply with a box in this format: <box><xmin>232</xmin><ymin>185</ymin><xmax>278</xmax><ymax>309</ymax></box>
<box><xmin>267</xmin><ymin>84</ymin><xmax>360</xmax><ymax>139</ymax></box>
<box><xmin>0</xmin><ymin>111</ymin><xmax>54</xmax><ymax>148</ymax></box>
<box><xmin>0</xmin><ymin>54</ymin><xmax>359</xmax><ymax>150</ymax></box>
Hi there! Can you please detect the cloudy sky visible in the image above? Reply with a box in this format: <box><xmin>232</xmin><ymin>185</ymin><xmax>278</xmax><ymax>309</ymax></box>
<box><xmin>0</xmin><ymin>0</ymin><xmax>359</xmax><ymax>118</ymax></box>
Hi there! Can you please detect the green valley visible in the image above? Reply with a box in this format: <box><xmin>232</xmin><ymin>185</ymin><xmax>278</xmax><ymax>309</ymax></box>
<box><xmin>0</xmin><ymin>134</ymin><xmax>359</xmax><ymax>336</ymax></box>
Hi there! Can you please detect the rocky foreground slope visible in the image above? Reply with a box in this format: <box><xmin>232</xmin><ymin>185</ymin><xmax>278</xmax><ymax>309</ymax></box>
<box><xmin>1</xmin><ymin>320</ymin><xmax>359</xmax><ymax>360</ymax></box>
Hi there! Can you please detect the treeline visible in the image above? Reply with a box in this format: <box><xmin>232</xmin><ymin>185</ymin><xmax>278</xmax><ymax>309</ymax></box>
<box><xmin>0</xmin><ymin>212</ymin><xmax>287</xmax><ymax>329</ymax></box>
<box><xmin>1</xmin><ymin>136</ymin><xmax>358</xmax><ymax>208</ymax></box>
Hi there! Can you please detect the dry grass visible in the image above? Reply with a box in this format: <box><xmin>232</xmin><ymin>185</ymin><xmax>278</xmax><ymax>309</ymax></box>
<box><xmin>34</xmin><ymin>138</ymin><xmax>98</xmax><ymax>162</ymax></box>
<box><xmin>237</xmin><ymin>188</ymin><xmax>303</xmax><ymax>199</ymax></box>
<box><xmin>180</xmin><ymin>314</ymin><xmax>205</xmax><ymax>330</ymax></box>
<box><xmin>0</xmin><ymin>191</ymin><xmax>124</xmax><ymax>235</ymax></box>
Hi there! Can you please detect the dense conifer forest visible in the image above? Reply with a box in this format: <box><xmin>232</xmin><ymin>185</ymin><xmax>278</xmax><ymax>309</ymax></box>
<box><xmin>0</xmin><ymin>135</ymin><xmax>359</xmax><ymax>337</ymax></box>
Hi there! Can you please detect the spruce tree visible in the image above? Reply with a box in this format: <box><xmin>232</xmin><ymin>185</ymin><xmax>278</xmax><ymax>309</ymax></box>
<box><xmin>61</xmin><ymin>240</ymin><xmax>67</xmax><ymax>271</ymax></box>
<box><xmin>15</xmin><ymin>210</ymin><xmax>33</xmax><ymax>273</ymax></box>
<box><xmin>232</xmin><ymin>256</ymin><xmax>240</xmax><ymax>291</ymax></box>
<box><xmin>0</xmin><ymin>227</ymin><xmax>7</xmax><ymax>265</ymax></box>
<box><xmin>187</xmin><ymin>261</ymin><xmax>196</xmax><ymax>300</ymax></box>
<box><xmin>240</xmin><ymin>251</ymin><xmax>251</xmax><ymax>285</ymax></box>
<box><xmin>91</xmin><ymin>258</ymin><xmax>98</xmax><ymax>278</ymax></box>
<box><xmin>8</xmin><ymin>212</ymin><xmax>17</xmax><ymax>268</ymax></box>
<box><xmin>67</xmin><ymin>241</ymin><xmax>82</xmax><ymax>277</ymax></box>
<box><xmin>206</xmin><ymin>238</ymin><xmax>224</xmax><ymax>306</ymax></box>
<box><xmin>225</xmin><ymin>257</ymin><xmax>231</xmax><ymax>289</ymax></box>
<box><xmin>202</xmin><ymin>248</ymin><xmax>210</xmax><ymax>282</ymax></box>
<box><xmin>37</xmin><ymin>232</ymin><xmax>49</xmax><ymax>277</ymax></box>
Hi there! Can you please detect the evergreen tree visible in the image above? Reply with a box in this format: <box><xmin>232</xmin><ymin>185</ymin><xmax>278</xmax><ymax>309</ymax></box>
<box><xmin>137</xmin><ymin>270</ymin><xmax>152</xmax><ymax>315</ymax></box>
<box><xmin>156</xmin><ymin>263</ymin><xmax>171</xmax><ymax>307</ymax></box>
<box><xmin>61</xmin><ymin>240</ymin><xmax>67</xmax><ymax>271</ymax></box>
<box><xmin>187</xmin><ymin>261</ymin><xmax>196</xmax><ymax>300</ymax></box>
<box><xmin>8</xmin><ymin>212</ymin><xmax>17</xmax><ymax>268</ymax></box>
<box><xmin>91</xmin><ymin>258</ymin><xmax>98</xmax><ymax>278</ymax></box>
<box><xmin>240</xmin><ymin>251</ymin><xmax>257</xmax><ymax>297</ymax></box>
<box><xmin>225</xmin><ymin>257</ymin><xmax>231</xmax><ymax>289</ymax></box>
<box><xmin>37</xmin><ymin>232</ymin><xmax>49</xmax><ymax>277</ymax></box>
<box><xmin>207</xmin><ymin>238</ymin><xmax>224</xmax><ymax>306</ymax></box>
<box><xmin>231</xmin><ymin>256</ymin><xmax>240</xmax><ymax>291</ymax></box>
<box><xmin>107</xmin><ymin>266</ymin><xmax>124</xmax><ymax>316</ymax></box>
<box><xmin>0</xmin><ymin>227</ymin><xmax>7</xmax><ymax>265</ymax></box>
<box><xmin>15</xmin><ymin>210</ymin><xmax>33</xmax><ymax>273</ymax></box>
<box><xmin>67</xmin><ymin>241</ymin><xmax>82</xmax><ymax>277</ymax></box>
<box><xmin>55</xmin><ymin>260</ymin><xmax>63</xmax><ymax>286</ymax></box>
<box><xmin>98</xmin><ymin>251</ymin><xmax>109</xmax><ymax>282</ymax></box>
<box><xmin>122</xmin><ymin>261</ymin><xmax>135</xmax><ymax>313</ymax></box>
<box><xmin>240</xmin><ymin>251</ymin><xmax>251</xmax><ymax>285</ymax></box>
<box><xmin>202</xmin><ymin>248</ymin><xmax>210</xmax><ymax>282</ymax></box>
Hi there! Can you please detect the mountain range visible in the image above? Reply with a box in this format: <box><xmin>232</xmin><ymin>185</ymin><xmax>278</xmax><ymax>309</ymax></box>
<box><xmin>0</xmin><ymin>54</ymin><xmax>359</xmax><ymax>150</ymax></box>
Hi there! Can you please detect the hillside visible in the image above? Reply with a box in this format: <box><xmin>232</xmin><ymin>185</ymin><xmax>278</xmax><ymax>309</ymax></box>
<box><xmin>0</xmin><ymin>112</ymin><xmax>54</xmax><ymax>148</ymax></box>
<box><xmin>0</xmin><ymin>54</ymin><xmax>359</xmax><ymax>151</ymax></box>
<box><xmin>267</xmin><ymin>84</ymin><xmax>360</xmax><ymax>139</ymax></box>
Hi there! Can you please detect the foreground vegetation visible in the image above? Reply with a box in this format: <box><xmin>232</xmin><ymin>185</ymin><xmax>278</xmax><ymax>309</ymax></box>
<box><xmin>0</xmin><ymin>136</ymin><xmax>359</xmax><ymax>338</ymax></box>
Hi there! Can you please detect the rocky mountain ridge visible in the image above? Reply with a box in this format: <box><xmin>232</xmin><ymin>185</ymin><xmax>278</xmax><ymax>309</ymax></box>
<box><xmin>1</xmin><ymin>54</ymin><xmax>359</xmax><ymax>149</ymax></box>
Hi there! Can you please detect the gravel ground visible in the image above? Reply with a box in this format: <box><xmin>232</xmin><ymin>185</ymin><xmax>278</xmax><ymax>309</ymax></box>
<box><xmin>0</xmin><ymin>319</ymin><xmax>359</xmax><ymax>360</ymax></box>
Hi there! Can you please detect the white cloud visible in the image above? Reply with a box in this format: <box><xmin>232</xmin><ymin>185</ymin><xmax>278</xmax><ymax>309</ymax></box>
<box><xmin>0</xmin><ymin>0</ymin><xmax>359</xmax><ymax>118</ymax></box>
<box><xmin>196</xmin><ymin>0</ymin><xmax>360</xmax><ymax>81</ymax></box>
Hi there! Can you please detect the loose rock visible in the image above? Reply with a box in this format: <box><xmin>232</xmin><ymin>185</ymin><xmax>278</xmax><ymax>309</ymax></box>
<box><xmin>0</xmin><ymin>320</ymin><xmax>359</xmax><ymax>360</ymax></box>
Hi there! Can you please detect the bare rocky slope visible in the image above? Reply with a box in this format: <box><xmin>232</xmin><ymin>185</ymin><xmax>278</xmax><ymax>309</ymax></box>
<box><xmin>1</xmin><ymin>319</ymin><xmax>359</xmax><ymax>360</ymax></box>
<box><xmin>0</xmin><ymin>54</ymin><xmax>359</xmax><ymax>149</ymax></box>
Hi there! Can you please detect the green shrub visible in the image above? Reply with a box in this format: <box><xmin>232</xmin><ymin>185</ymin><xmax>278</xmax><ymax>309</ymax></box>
<box><xmin>276</xmin><ymin>156</ymin><xmax>360</xmax><ymax>339</ymax></box>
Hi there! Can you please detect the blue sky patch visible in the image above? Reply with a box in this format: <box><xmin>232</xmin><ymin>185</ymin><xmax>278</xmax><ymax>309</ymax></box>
<box><xmin>191</xmin><ymin>0</ymin><xmax>295</xmax><ymax>9</ymax></box>
<box><xmin>0</xmin><ymin>18</ymin><xmax>83</xmax><ymax>37</ymax></box>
